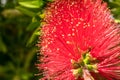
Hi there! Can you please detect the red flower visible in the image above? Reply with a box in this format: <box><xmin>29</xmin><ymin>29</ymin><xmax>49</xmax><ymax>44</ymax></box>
<box><xmin>38</xmin><ymin>0</ymin><xmax>120</xmax><ymax>80</ymax></box>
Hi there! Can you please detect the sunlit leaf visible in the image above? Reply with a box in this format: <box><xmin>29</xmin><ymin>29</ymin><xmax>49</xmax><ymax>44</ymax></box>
<box><xmin>115</xmin><ymin>19</ymin><xmax>120</xmax><ymax>23</ymax></box>
<box><xmin>19</xmin><ymin>0</ymin><xmax>40</xmax><ymax>8</ymax></box>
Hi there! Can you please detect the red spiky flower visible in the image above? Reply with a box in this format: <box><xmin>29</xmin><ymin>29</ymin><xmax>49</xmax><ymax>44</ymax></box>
<box><xmin>38</xmin><ymin>0</ymin><xmax>120</xmax><ymax>80</ymax></box>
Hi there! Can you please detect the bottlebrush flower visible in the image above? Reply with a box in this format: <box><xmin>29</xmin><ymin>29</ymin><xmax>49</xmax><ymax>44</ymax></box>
<box><xmin>38</xmin><ymin>0</ymin><xmax>120</xmax><ymax>80</ymax></box>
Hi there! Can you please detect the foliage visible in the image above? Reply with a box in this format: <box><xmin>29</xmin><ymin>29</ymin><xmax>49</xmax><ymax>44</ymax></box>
<box><xmin>0</xmin><ymin>0</ymin><xmax>51</xmax><ymax>80</ymax></box>
<box><xmin>0</xmin><ymin>0</ymin><xmax>120</xmax><ymax>80</ymax></box>
<box><xmin>104</xmin><ymin>0</ymin><xmax>120</xmax><ymax>23</ymax></box>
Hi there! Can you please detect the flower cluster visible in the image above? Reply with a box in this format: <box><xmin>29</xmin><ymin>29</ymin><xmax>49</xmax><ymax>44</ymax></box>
<box><xmin>38</xmin><ymin>0</ymin><xmax>120</xmax><ymax>80</ymax></box>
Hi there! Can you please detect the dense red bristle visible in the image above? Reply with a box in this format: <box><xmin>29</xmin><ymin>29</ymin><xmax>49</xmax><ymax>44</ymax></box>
<box><xmin>38</xmin><ymin>0</ymin><xmax>120</xmax><ymax>80</ymax></box>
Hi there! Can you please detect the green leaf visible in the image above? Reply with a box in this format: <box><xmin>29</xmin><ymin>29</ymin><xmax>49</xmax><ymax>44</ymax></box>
<box><xmin>19</xmin><ymin>0</ymin><xmax>41</xmax><ymax>8</ymax></box>
<box><xmin>16</xmin><ymin>6</ymin><xmax>36</xmax><ymax>17</ymax></box>
<box><xmin>0</xmin><ymin>36</ymin><xmax>7</xmax><ymax>53</ymax></box>
<box><xmin>26</xmin><ymin>28</ymin><xmax>40</xmax><ymax>47</ymax></box>
<box><xmin>27</xmin><ymin>21</ymin><xmax>40</xmax><ymax>31</ymax></box>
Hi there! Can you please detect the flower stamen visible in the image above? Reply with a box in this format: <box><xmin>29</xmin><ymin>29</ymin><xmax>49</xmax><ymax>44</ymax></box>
<box><xmin>71</xmin><ymin>51</ymin><xmax>98</xmax><ymax>79</ymax></box>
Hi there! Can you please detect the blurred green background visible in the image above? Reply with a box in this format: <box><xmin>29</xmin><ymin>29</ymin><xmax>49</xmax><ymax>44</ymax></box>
<box><xmin>0</xmin><ymin>0</ymin><xmax>120</xmax><ymax>80</ymax></box>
